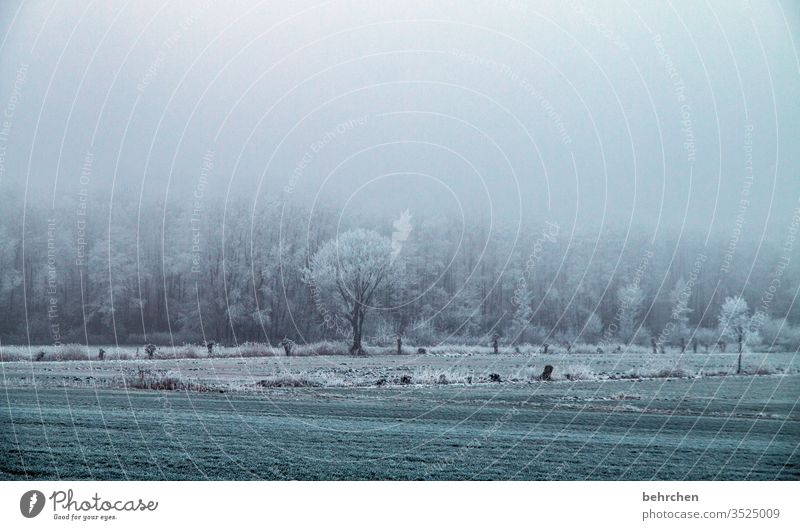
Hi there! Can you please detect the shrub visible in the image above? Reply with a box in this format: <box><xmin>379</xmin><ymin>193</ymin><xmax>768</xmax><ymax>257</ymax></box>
<box><xmin>256</xmin><ymin>376</ymin><xmax>321</xmax><ymax>388</ymax></box>
<box><xmin>759</xmin><ymin>317</ymin><xmax>800</xmax><ymax>351</ymax></box>
<box><xmin>285</xmin><ymin>341</ymin><xmax>346</xmax><ymax>356</ymax></box>
<box><xmin>562</xmin><ymin>364</ymin><xmax>593</xmax><ymax>381</ymax></box>
<box><xmin>406</xmin><ymin>321</ymin><xmax>439</xmax><ymax>345</ymax></box>
<box><xmin>655</xmin><ymin>367</ymin><xmax>688</xmax><ymax>378</ymax></box>
<box><xmin>157</xmin><ymin>344</ymin><xmax>201</xmax><ymax>359</ymax></box>
<box><xmin>630</xmin><ymin>326</ymin><xmax>654</xmax><ymax>347</ymax></box>
<box><xmin>234</xmin><ymin>342</ymin><xmax>279</xmax><ymax>357</ymax></box>
<box><xmin>693</xmin><ymin>328</ymin><xmax>721</xmax><ymax>351</ymax></box>
<box><xmin>123</xmin><ymin>367</ymin><xmax>208</xmax><ymax>391</ymax></box>
<box><xmin>52</xmin><ymin>344</ymin><xmax>90</xmax><ymax>361</ymax></box>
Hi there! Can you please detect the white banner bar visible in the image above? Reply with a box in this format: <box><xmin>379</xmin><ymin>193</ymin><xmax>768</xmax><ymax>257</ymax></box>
<box><xmin>1</xmin><ymin>481</ymin><xmax>797</xmax><ymax>529</ymax></box>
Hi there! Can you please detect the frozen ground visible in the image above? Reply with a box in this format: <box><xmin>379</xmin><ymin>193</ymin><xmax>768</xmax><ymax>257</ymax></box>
<box><xmin>0</xmin><ymin>351</ymin><xmax>797</xmax><ymax>390</ymax></box>
<box><xmin>1</xmin><ymin>352</ymin><xmax>797</xmax><ymax>480</ymax></box>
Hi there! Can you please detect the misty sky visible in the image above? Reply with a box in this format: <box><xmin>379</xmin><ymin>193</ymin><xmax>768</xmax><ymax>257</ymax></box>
<box><xmin>0</xmin><ymin>0</ymin><xmax>798</xmax><ymax>241</ymax></box>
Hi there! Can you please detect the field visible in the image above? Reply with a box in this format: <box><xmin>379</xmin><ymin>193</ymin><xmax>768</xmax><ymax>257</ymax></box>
<box><xmin>1</xmin><ymin>351</ymin><xmax>798</xmax><ymax>480</ymax></box>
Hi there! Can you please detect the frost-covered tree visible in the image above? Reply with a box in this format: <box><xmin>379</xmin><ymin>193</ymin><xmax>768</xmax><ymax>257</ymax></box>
<box><xmin>580</xmin><ymin>310</ymin><xmax>603</xmax><ymax>344</ymax></box>
<box><xmin>303</xmin><ymin>229</ymin><xmax>399</xmax><ymax>353</ymax></box>
<box><xmin>718</xmin><ymin>296</ymin><xmax>756</xmax><ymax>353</ymax></box>
<box><xmin>385</xmin><ymin>260</ymin><xmax>418</xmax><ymax>353</ymax></box>
<box><xmin>616</xmin><ymin>284</ymin><xmax>644</xmax><ymax>343</ymax></box>
<box><xmin>669</xmin><ymin>277</ymin><xmax>692</xmax><ymax>337</ymax></box>
<box><xmin>718</xmin><ymin>295</ymin><xmax>762</xmax><ymax>373</ymax></box>
<box><xmin>0</xmin><ymin>226</ymin><xmax>21</xmax><ymax>302</ymax></box>
<box><xmin>507</xmin><ymin>280</ymin><xmax>534</xmax><ymax>343</ymax></box>
<box><xmin>88</xmin><ymin>233</ymin><xmax>145</xmax><ymax>334</ymax></box>
<box><xmin>0</xmin><ymin>191</ymin><xmax>797</xmax><ymax>347</ymax></box>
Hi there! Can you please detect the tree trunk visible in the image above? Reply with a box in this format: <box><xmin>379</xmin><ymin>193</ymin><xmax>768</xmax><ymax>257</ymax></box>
<box><xmin>396</xmin><ymin>336</ymin><xmax>402</xmax><ymax>355</ymax></box>
<box><xmin>350</xmin><ymin>304</ymin><xmax>364</xmax><ymax>354</ymax></box>
<box><xmin>350</xmin><ymin>321</ymin><xmax>361</xmax><ymax>353</ymax></box>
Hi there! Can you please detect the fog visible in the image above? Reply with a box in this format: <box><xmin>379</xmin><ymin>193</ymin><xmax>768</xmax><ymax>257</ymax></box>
<box><xmin>1</xmin><ymin>0</ymin><xmax>797</xmax><ymax>236</ymax></box>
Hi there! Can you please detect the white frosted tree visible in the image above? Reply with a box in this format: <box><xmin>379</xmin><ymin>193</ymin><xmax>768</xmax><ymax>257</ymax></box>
<box><xmin>718</xmin><ymin>295</ymin><xmax>760</xmax><ymax>373</ymax></box>
<box><xmin>669</xmin><ymin>277</ymin><xmax>692</xmax><ymax>350</ymax></box>
<box><xmin>581</xmin><ymin>310</ymin><xmax>603</xmax><ymax>343</ymax></box>
<box><xmin>0</xmin><ymin>226</ymin><xmax>21</xmax><ymax>302</ymax></box>
<box><xmin>508</xmin><ymin>281</ymin><xmax>534</xmax><ymax>344</ymax></box>
<box><xmin>719</xmin><ymin>295</ymin><xmax>759</xmax><ymax>347</ymax></box>
<box><xmin>303</xmin><ymin>229</ymin><xmax>399</xmax><ymax>353</ymax></box>
<box><xmin>616</xmin><ymin>284</ymin><xmax>644</xmax><ymax>343</ymax></box>
<box><xmin>669</xmin><ymin>278</ymin><xmax>692</xmax><ymax>332</ymax></box>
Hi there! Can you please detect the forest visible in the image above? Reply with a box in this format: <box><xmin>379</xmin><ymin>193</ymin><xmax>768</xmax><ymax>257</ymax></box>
<box><xmin>0</xmin><ymin>189</ymin><xmax>798</xmax><ymax>352</ymax></box>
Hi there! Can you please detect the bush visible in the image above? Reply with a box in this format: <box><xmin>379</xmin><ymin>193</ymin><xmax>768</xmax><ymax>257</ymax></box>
<box><xmin>655</xmin><ymin>368</ymin><xmax>688</xmax><ymax>378</ymax></box>
<box><xmin>233</xmin><ymin>342</ymin><xmax>280</xmax><ymax>357</ymax></box>
<box><xmin>295</xmin><ymin>341</ymin><xmax>346</xmax><ymax>356</ymax></box>
<box><xmin>256</xmin><ymin>376</ymin><xmax>322</xmax><ymax>388</ymax></box>
<box><xmin>631</xmin><ymin>327</ymin><xmax>653</xmax><ymax>347</ymax></box>
<box><xmin>405</xmin><ymin>321</ymin><xmax>440</xmax><ymax>346</ymax></box>
<box><xmin>562</xmin><ymin>364</ymin><xmax>593</xmax><ymax>380</ymax></box>
<box><xmin>51</xmin><ymin>344</ymin><xmax>90</xmax><ymax>361</ymax></box>
<box><xmin>123</xmin><ymin>367</ymin><xmax>208</xmax><ymax>391</ymax></box>
<box><xmin>693</xmin><ymin>328</ymin><xmax>721</xmax><ymax>351</ymax></box>
<box><xmin>153</xmin><ymin>344</ymin><xmax>202</xmax><ymax>359</ymax></box>
<box><xmin>759</xmin><ymin>317</ymin><xmax>800</xmax><ymax>351</ymax></box>
<box><xmin>0</xmin><ymin>346</ymin><xmax>26</xmax><ymax>361</ymax></box>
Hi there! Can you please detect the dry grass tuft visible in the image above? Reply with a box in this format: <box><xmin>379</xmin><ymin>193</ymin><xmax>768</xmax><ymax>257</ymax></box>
<box><xmin>122</xmin><ymin>367</ymin><xmax>209</xmax><ymax>391</ymax></box>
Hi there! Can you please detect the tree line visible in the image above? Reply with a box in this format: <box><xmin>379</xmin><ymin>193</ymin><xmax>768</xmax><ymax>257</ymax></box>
<box><xmin>0</xmin><ymin>193</ymin><xmax>798</xmax><ymax>351</ymax></box>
